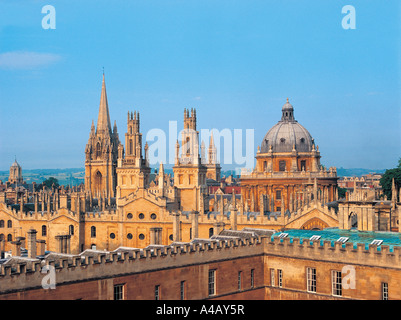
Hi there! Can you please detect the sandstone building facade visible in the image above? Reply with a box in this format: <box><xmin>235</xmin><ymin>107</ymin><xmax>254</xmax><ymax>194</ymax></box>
<box><xmin>0</xmin><ymin>228</ymin><xmax>400</xmax><ymax>300</ymax></box>
<box><xmin>1</xmin><ymin>74</ymin><xmax>399</xmax><ymax>261</ymax></box>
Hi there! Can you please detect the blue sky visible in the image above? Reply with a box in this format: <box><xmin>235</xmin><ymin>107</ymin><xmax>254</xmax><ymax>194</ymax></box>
<box><xmin>0</xmin><ymin>0</ymin><xmax>400</xmax><ymax>171</ymax></box>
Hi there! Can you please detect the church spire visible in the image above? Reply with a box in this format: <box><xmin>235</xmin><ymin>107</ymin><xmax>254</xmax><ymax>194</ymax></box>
<box><xmin>97</xmin><ymin>73</ymin><xmax>112</xmax><ymax>135</ymax></box>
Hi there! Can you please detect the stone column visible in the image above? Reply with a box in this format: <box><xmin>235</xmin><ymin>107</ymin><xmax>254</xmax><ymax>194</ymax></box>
<box><xmin>66</xmin><ymin>235</ymin><xmax>71</xmax><ymax>254</ymax></box>
<box><xmin>191</xmin><ymin>211</ymin><xmax>199</xmax><ymax>240</ymax></box>
<box><xmin>357</xmin><ymin>207</ymin><xmax>363</xmax><ymax>231</ymax></box>
<box><xmin>338</xmin><ymin>204</ymin><xmax>344</xmax><ymax>229</ymax></box>
<box><xmin>150</xmin><ymin>227</ymin><xmax>163</xmax><ymax>245</ymax></box>
<box><xmin>172</xmin><ymin>212</ymin><xmax>181</xmax><ymax>242</ymax></box>
<box><xmin>230</xmin><ymin>208</ymin><xmax>238</xmax><ymax>231</ymax></box>
<box><xmin>368</xmin><ymin>206</ymin><xmax>376</xmax><ymax>231</ymax></box>
<box><xmin>0</xmin><ymin>240</ymin><xmax>5</xmax><ymax>258</ymax></box>
<box><xmin>343</xmin><ymin>205</ymin><xmax>350</xmax><ymax>230</ymax></box>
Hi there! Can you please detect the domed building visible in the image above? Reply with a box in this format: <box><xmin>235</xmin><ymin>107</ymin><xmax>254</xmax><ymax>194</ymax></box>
<box><xmin>240</xmin><ymin>99</ymin><xmax>338</xmax><ymax>218</ymax></box>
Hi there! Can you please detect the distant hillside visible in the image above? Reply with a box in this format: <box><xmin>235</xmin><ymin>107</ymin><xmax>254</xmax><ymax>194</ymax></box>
<box><xmin>0</xmin><ymin>167</ymin><xmax>388</xmax><ymax>186</ymax></box>
<box><xmin>0</xmin><ymin>168</ymin><xmax>85</xmax><ymax>186</ymax></box>
<box><xmin>336</xmin><ymin>167</ymin><xmax>386</xmax><ymax>177</ymax></box>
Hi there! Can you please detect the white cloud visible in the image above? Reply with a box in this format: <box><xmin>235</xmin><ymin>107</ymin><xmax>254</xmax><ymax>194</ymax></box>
<box><xmin>0</xmin><ymin>51</ymin><xmax>62</xmax><ymax>70</ymax></box>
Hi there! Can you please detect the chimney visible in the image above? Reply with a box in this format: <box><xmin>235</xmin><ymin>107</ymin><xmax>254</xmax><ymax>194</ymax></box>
<box><xmin>11</xmin><ymin>240</ymin><xmax>21</xmax><ymax>257</ymax></box>
<box><xmin>27</xmin><ymin>229</ymin><xmax>37</xmax><ymax>258</ymax></box>
<box><xmin>213</xmin><ymin>221</ymin><xmax>225</xmax><ymax>236</ymax></box>
<box><xmin>37</xmin><ymin>240</ymin><xmax>46</xmax><ymax>256</ymax></box>
<box><xmin>16</xmin><ymin>236</ymin><xmax>26</xmax><ymax>248</ymax></box>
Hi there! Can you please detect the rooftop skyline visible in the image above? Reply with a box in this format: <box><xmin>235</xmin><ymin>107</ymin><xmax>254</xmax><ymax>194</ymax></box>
<box><xmin>0</xmin><ymin>0</ymin><xmax>400</xmax><ymax>171</ymax></box>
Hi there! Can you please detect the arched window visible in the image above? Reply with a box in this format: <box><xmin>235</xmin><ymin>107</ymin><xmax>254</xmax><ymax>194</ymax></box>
<box><xmin>349</xmin><ymin>212</ymin><xmax>358</xmax><ymax>229</ymax></box>
<box><xmin>91</xmin><ymin>226</ymin><xmax>96</xmax><ymax>238</ymax></box>
<box><xmin>7</xmin><ymin>220</ymin><xmax>12</xmax><ymax>228</ymax></box>
<box><xmin>0</xmin><ymin>234</ymin><xmax>4</xmax><ymax>241</ymax></box>
<box><xmin>95</xmin><ymin>171</ymin><xmax>102</xmax><ymax>194</ymax></box>
<box><xmin>0</xmin><ymin>220</ymin><xmax>4</xmax><ymax>228</ymax></box>
<box><xmin>42</xmin><ymin>225</ymin><xmax>47</xmax><ymax>236</ymax></box>
<box><xmin>96</xmin><ymin>142</ymin><xmax>102</xmax><ymax>159</ymax></box>
<box><xmin>300</xmin><ymin>160</ymin><xmax>306</xmax><ymax>171</ymax></box>
<box><xmin>209</xmin><ymin>228</ymin><xmax>214</xmax><ymax>238</ymax></box>
<box><xmin>186</xmin><ymin>137</ymin><xmax>190</xmax><ymax>155</ymax></box>
<box><xmin>7</xmin><ymin>234</ymin><xmax>12</xmax><ymax>241</ymax></box>
<box><xmin>69</xmin><ymin>225</ymin><xmax>74</xmax><ymax>235</ymax></box>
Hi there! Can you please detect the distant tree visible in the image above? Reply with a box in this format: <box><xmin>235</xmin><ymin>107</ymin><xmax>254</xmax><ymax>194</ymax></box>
<box><xmin>337</xmin><ymin>187</ymin><xmax>347</xmax><ymax>199</ymax></box>
<box><xmin>41</xmin><ymin>177</ymin><xmax>59</xmax><ymax>189</ymax></box>
<box><xmin>380</xmin><ymin>158</ymin><xmax>401</xmax><ymax>199</ymax></box>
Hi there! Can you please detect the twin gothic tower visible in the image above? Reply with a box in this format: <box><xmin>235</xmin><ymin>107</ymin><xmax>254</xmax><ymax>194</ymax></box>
<box><xmin>84</xmin><ymin>74</ymin><xmax>150</xmax><ymax>199</ymax></box>
<box><xmin>84</xmin><ymin>74</ymin><xmax>220</xmax><ymax>211</ymax></box>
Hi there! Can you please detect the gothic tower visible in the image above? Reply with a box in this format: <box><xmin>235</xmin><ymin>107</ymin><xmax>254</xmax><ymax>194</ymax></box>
<box><xmin>84</xmin><ymin>73</ymin><xmax>120</xmax><ymax>198</ymax></box>
<box><xmin>173</xmin><ymin>108</ymin><xmax>207</xmax><ymax>211</ymax></box>
<box><xmin>9</xmin><ymin>157</ymin><xmax>23</xmax><ymax>184</ymax></box>
<box><xmin>116</xmin><ymin>111</ymin><xmax>151</xmax><ymax>199</ymax></box>
<box><xmin>205</xmin><ymin>132</ymin><xmax>221</xmax><ymax>182</ymax></box>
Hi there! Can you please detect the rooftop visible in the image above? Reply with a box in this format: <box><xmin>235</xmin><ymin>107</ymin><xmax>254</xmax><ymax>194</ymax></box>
<box><xmin>272</xmin><ymin>228</ymin><xmax>401</xmax><ymax>250</ymax></box>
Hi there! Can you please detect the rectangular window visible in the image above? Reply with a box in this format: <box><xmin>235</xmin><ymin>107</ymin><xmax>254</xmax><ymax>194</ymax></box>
<box><xmin>114</xmin><ymin>284</ymin><xmax>124</xmax><ymax>300</ymax></box>
<box><xmin>276</xmin><ymin>190</ymin><xmax>281</xmax><ymax>200</ymax></box>
<box><xmin>278</xmin><ymin>269</ymin><xmax>283</xmax><ymax>288</ymax></box>
<box><xmin>238</xmin><ymin>271</ymin><xmax>242</xmax><ymax>291</ymax></box>
<box><xmin>382</xmin><ymin>282</ymin><xmax>389</xmax><ymax>300</ymax></box>
<box><xmin>306</xmin><ymin>267</ymin><xmax>317</xmax><ymax>293</ymax></box>
<box><xmin>270</xmin><ymin>268</ymin><xmax>275</xmax><ymax>287</ymax></box>
<box><xmin>208</xmin><ymin>270</ymin><xmax>216</xmax><ymax>296</ymax></box>
<box><xmin>155</xmin><ymin>285</ymin><xmax>160</xmax><ymax>300</ymax></box>
<box><xmin>250</xmin><ymin>269</ymin><xmax>255</xmax><ymax>288</ymax></box>
<box><xmin>331</xmin><ymin>270</ymin><xmax>342</xmax><ymax>296</ymax></box>
<box><xmin>180</xmin><ymin>281</ymin><xmax>186</xmax><ymax>300</ymax></box>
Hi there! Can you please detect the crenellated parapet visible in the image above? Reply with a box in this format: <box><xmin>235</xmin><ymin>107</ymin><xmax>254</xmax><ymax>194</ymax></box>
<box><xmin>265</xmin><ymin>236</ymin><xmax>401</xmax><ymax>268</ymax></box>
<box><xmin>2</xmin><ymin>232</ymin><xmax>401</xmax><ymax>296</ymax></box>
<box><xmin>0</xmin><ymin>235</ymin><xmax>263</xmax><ymax>294</ymax></box>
